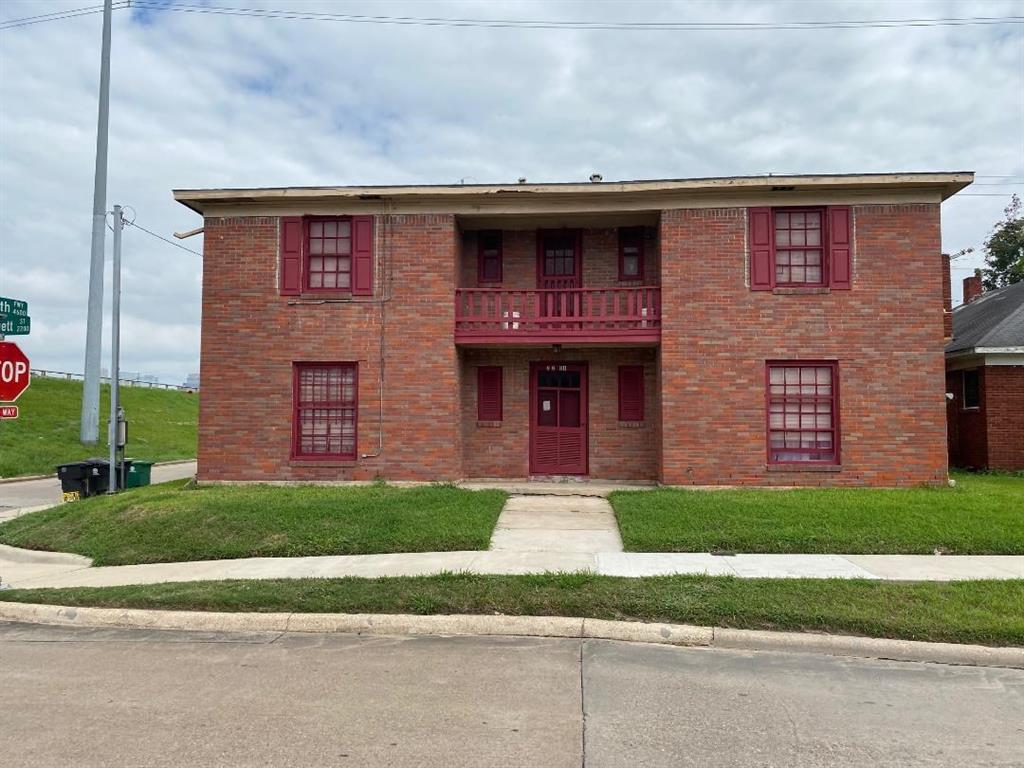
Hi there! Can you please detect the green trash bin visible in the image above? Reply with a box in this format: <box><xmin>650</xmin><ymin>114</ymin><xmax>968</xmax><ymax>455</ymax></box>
<box><xmin>124</xmin><ymin>459</ymin><xmax>153</xmax><ymax>488</ymax></box>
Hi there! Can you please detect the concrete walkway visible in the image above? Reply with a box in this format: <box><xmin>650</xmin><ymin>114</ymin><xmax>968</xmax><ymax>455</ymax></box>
<box><xmin>1</xmin><ymin>488</ymin><xmax>1023</xmax><ymax>590</ymax></box>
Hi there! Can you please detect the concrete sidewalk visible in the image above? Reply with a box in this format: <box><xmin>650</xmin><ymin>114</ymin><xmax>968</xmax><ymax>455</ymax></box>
<box><xmin>2</xmin><ymin>543</ymin><xmax>1022</xmax><ymax>590</ymax></box>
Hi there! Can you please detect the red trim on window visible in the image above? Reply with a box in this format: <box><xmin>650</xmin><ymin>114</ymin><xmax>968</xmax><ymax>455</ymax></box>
<box><xmin>477</xmin><ymin>230</ymin><xmax>503</xmax><ymax>284</ymax></box>
<box><xmin>961</xmin><ymin>368</ymin><xmax>981</xmax><ymax>410</ymax></box>
<box><xmin>477</xmin><ymin>366</ymin><xmax>503</xmax><ymax>421</ymax></box>
<box><xmin>304</xmin><ymin>216</ymin><xmax>354</xmax><ymax>293</ymax></box>
<box><xmin>827</xmin><ymin>206</ymin><xmax>852</xmax><ymax>289</ymax></box>
<box><xmin>748</xmin><ymin>207</ymin><xmax>774</xmax><ymax>290</ymax></box>
<box><xmin>618</xmin><ymin>227</ymin><xmax>645</xmax><ymax>282</ymax></box>
<box><xmin>765</xmin><ymin>360</ymin><xmax>840</xmax><ymax>465</ymax></box>
<box><xmin>280</xmin><ymin>217</ymin><xmax>303</xmax><ymax>295</ymax></box>
<box><xmin>292</xmin><ymin>362</ymin><xmax>358</xmax><ymax>460</ymax></box>
<box><xmin>618</xmin><ymin>365</ymin><xmax>644</xmax><ymax>421</ymax></box>
<box><xmin>772</xmin><ymin>207</ymin><xmax>827</xmax><ymax>288</ymax></box>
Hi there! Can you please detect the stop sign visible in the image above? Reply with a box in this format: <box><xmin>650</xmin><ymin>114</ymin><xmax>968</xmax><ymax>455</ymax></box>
<box><xmin>0</xmin><ymin>341</ymin><xmax>31</xmax><ymax>402</ymax></box>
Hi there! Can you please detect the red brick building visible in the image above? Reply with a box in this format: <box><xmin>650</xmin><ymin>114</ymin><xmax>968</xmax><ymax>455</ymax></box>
<box><xmin>174</xmin><ymin>172</ymin><xmax>971</xmax><ymax>486</ymax></box>
<box><xmin>946</xmin><ymin>277</ymin><xmax>1024</xmax><ymax>471</ymax></box>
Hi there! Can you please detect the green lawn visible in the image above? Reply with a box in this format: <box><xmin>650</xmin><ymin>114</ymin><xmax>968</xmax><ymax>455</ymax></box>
<box><xmin>3</xmin><ymin>574</ymin><xmax>1022</xmax><ymax>646</ymax></box>
<box><xmin>0</xmin><ymin>481</ymin><xmax>507</xmax><ymax>565</ymax></box>
<box><xmin>611</xmin><ymin>472</ymin><xmax>1024</xmax><ymax>555</ymax></box>
<box><xmin>0</xmin><ymin>377</ymin><xmax>198</xmax><ymax>478</ymax></box>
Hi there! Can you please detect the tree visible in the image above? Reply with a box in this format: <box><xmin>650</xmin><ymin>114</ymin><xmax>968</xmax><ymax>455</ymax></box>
<box><xmin>981</xmin><ymin>194</ymin><xmax>1024</xmax><ymax>291</ymax></box>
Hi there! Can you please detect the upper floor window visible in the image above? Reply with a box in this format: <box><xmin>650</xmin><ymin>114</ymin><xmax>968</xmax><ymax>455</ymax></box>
<box><xmin>307</xmin><ymin>219</ymin><xmax>352</xmax><ymax>290</ymax></box>
<box><xmin>748</xmin><ymin>206</ymin><xmax>851</xmax><ymax>291</ymax></box>
<box><xmin>773</xmin><ymin>209</ymin><xmax>823</xmax><ymax>286</ymax></box>
<box><xmin>478</xmin><ymin>231</ymin><xmax>503</xmax><ymax>284</ymax></box>
<box><xmin>279</xmin><ymin>215</ymin><xmax>374</xmax><ymax>297</ymax></box>
<box><xmin>766</xmin><ymin>361</ymin><xmax>839</xmax><ymax>465</ymax></box>
<box><xmin>618</xmin><ymin>227</ymin><xmax>645</xmax><ymax>281</ymax></box>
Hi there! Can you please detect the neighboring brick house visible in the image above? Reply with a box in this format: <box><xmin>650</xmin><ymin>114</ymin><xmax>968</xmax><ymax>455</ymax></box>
<box><xmin>174</xmin><ymin>172</ymin><xmax>971</xmax><ymax>486</ymax></box>
<box><xmin>946</xmin><ymin>277</ymin><xmax>1024</xmax><ymax>471</ymax></box>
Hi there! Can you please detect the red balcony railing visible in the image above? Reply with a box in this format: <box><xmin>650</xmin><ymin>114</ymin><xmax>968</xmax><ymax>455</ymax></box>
<box><xmin>455</xmin><ymin>286</ymin><xmax>661</xmax><ymax>344</ymax></box>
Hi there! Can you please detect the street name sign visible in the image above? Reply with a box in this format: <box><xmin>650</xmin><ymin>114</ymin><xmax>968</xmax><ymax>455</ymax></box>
<box><xmin>0</xmin><ymin>341</ymin><xmax>31</xmax><ymax>402</ymax></box>
<box><xmin>0</xmin><ymin>316</ymin><xmax>30</xmax><ymax>335</ymax></box>
<box><xmin>0</xmin><ymin>296</ymin><xmax>29</xmax><ymax>318</ymax></box>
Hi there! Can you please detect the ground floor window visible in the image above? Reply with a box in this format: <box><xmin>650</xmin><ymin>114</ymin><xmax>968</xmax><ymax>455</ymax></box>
<box><xmin>766</xmin><ymin>361</ymin><xmax>839</xmax><ymax>464</ymax></box>
<box><xmin>961</xmin><ymin>369</ymin><xmax>981</xmax><ymax>410</ymax></box>
<box><xmin>293</xmin><ymin>363</ymin><xmax>358</xmax><ymax>459</ymax></box>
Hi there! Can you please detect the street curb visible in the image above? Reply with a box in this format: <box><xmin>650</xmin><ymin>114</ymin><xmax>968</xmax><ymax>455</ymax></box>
<box><xmin>1</xmin><ymin>601</ymin><xmax>1021</xmax><ymax>669</ymax></box>
<box><xmin>0</xmin><ymin>459</ymin><xmax>196</xmax><ymax>485</ymax></box>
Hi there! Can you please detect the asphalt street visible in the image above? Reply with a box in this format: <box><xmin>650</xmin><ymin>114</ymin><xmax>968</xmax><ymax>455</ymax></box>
<box><xmin>0</xmin><ymin>461</ymin><xmax>197</xmax><ymax>520</ymax></box>
<box><xmin>1</xmin><ymin>621</ymin><xmax>1021</xmax><ymax>767</ymax></box>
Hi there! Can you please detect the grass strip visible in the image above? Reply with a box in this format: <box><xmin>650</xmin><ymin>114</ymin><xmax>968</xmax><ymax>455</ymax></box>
<box><xmin>0</xmin><ymin>482</ymin><xmax>508</xmax><ymax>565</ymax></box>
<box><xmin>3</xmin><ymin>573</ymin><xmax>1022</xmax><ymax>646</ymax></box>
<box><xmin>611</xmin><ymin>472</ymin><xmax>1024</xmax><ymax>555</ymax></box>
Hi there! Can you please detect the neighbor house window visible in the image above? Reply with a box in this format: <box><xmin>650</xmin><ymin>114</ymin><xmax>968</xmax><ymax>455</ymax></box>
<box><xmin>766</xmin><ymin>361</ymin><xmax>839</xmax><ymax>464</ymax></box>
<box><xmin>306</xmin><ymin>219</ymin><xmax>353</xmax><ymax>291</ymax></box>
<box><xmin>618</xmin><ymin>227</ymin><xmax>645</xmax><ymax>281</ymax></box>
<box><xmin>478</xmin><ymin>231</ymin><xmax>503</xmax><ymax>284</ymax></box>
<box><xmin>293</xmin><ymin>363</ymin><xmax>358</xmax><ymax>459</ymax></box>
<box><xmin>962</xmin><ymin>369</ymin><xmax>980</xmax><ymax>410</ymax></box>
<box><xmin>477</xmin><ymin>366</ymin><xmax>503</xmax><ymax>421</ymax></box>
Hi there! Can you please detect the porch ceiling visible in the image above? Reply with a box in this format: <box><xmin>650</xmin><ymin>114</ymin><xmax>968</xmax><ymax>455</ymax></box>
<box><xmin>457</xmin><ymin>210</ymin><xmax>660</xmax><ymax>230</ymax></box>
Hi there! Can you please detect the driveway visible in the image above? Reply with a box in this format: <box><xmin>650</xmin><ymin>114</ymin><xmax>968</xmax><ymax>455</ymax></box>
<box><xmin>0</xmin><ymin>461</ymin><xmax>197</xmax><ymax>521</ymax></box>
<box><xmin>1</xmin><ymin>621</ymin><xmax>1021</xmax><ymax>767</ymax></box>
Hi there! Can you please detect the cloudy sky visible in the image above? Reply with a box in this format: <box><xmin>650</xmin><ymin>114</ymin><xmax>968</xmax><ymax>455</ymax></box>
<box><xmin>1</xmin><ymin>0</ymin><xmax>1022</xmax><ymax>384</ymax></box>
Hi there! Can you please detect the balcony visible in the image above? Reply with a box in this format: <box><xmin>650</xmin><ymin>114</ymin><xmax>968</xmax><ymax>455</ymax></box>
<box><xmin>455</xmin><ymin>286</ymin><xmax>661</xmax><ymax>345</ymax></box>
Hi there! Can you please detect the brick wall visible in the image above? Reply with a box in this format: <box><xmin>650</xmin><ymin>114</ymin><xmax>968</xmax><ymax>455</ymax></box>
<box><xmin>458</xmin><ymin>227</ymin><xmax>660</xmax><ymax>289</ymax></box>
<box><xmin>460</xmin><ymin>347</ymin><xmax>659</xmax><ymax>481</ymax></box>
<box><xmin>659</xmin><ymin>204</ymin><xmax>948</xmax><ymax>486</ymax></box>
<box><xmin>198</xmin><ymin>213</ymin><xmax>461</xmax><ymax>481</ymax></box>
<box><xmin>985</xmin><ymin>365</ymin><xmax>1024</xmax><ymax>470</ymax></box>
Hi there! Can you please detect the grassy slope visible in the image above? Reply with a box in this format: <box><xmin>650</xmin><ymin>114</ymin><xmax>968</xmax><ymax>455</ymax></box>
<box><xmin>0</xmin><ymin>377</ymin><xmax>198</xmax><ymax>478</ymax></box>
<box><xmin>611</xmin><ymin>472</ymin><xmax>1024</xmax><ymax>555</ymax></box>
<box><xmin>0</xmin><ymin>481</ymin><xmax>508</xmax><ymax>565</ymax></box>
<box><xmin>3</xmin><ymin>574</ymin><xmax>1022</xmax><ymax>646</ymax></box>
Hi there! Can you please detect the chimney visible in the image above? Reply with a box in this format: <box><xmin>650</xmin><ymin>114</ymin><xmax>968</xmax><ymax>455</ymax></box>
<box><xmin>942</xmin><ymin>254</ymin><xmax>952</xmax><ymax>339</ymax></box>
<box><xmin>963</xmin><ymin>274</ymin><xmax>983</xmax><ymax>304</ymax></box>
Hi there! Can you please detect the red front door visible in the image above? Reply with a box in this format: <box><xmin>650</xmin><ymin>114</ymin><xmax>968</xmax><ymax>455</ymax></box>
<box><xmin>530</xmin><ymin>362</ymin><xmax>588</xmax><ymax>475</ymax></box>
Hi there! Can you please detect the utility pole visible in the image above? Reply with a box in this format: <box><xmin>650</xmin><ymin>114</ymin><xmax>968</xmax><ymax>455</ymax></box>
<box><xmin>80</xmin><ymin>0</ymin><xmax>113</xmax><ymax>444</ymax></box>
<box><xmin>108</xmin><ymin>205</ymin><xmax>123</xmax><ymax>494</ymax></box>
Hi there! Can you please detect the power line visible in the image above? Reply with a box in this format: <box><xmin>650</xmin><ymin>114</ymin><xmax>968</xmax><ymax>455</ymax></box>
<box><xmin>3</xmin><ymin>2</ymin><xmax>1023</xmax><ymax>31</ymax></box>
<box><xmin>125</xmin><ymin>219</ymin><xmax>203</xmax><ymax>257</ymax></box>
<box><xmin>0</xmin><ymin>2</ymin><xmax>129</xmax><ymax>30</ymax></box>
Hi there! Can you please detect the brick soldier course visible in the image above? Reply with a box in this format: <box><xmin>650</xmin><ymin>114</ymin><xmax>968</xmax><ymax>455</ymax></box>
<box><xmin>177</xmin><ymin>172</ymin><xmax>972</xmax><ymax>486</ymax></box>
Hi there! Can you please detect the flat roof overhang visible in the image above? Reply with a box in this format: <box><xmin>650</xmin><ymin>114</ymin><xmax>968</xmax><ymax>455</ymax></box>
<box><xmin>174</xmin><ymin>172</ymin><xmax>974</xmax><ymax>217</ymax></box>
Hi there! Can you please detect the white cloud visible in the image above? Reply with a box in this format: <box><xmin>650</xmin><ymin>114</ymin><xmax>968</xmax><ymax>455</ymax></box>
<box><xmin>1</xmin><ymin>0</ymin><xmax>1021</xmax><ymax>383</ymax></box>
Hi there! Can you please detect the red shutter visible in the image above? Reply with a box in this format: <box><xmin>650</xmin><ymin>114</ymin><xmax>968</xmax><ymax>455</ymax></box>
<box><xmin>280</xmin><ymin>216</ymin><xmax>303</xmax><ymax>295</ymax></box>
<box><xmin>618</xmin><ymin>365</ymin><xmax>644</xmax><ymax>421</ymax></box>
<box><xmin>477</xmin><ymin>366</ymin><xmax>502</xmax><ymax>421</ymax></box>
<box><xmin>828</xmin><ymin>206</ymin><xmax>852</xmax><ymax>289</ymax></box>
<box><xmin>352</xmin><ymin>215</ymin><xmax>374</xmax><ymax>295</ymax></box>
<box><xmin>748</xmin><ymin>207</ymin><xmax>774</xmax><ymax>290</ymax></box>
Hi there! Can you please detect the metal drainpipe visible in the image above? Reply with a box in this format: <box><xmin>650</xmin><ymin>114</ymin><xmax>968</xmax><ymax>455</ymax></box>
<box><xmin>361</xmin><ymin>200</ymin><xmax>391</xmax><ymax>460</ymax></box>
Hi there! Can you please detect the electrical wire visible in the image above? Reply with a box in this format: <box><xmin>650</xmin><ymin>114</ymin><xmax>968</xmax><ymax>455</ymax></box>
<box><xmin>3</xmin><ymin>1</ymin><xmax>1023</xmax><ymax>31</ymax></box>
<box><xmin>124</xmin><ymin>219</ymin><xmax>203</xmax><ymax>257</ymax></box>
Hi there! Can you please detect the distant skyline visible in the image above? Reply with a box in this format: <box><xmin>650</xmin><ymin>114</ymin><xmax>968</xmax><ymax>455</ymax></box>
<box><xmin>2</xmin><ymin>0</ymin><xmax>1022</xmax><ymax>383</ymax></box>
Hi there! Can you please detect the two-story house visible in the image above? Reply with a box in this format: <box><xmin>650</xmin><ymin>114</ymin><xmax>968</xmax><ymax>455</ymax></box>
<box><xmin>174</xmin><ymin>172</ymin><xmax>971</xmax><ymax>486</ymax></box>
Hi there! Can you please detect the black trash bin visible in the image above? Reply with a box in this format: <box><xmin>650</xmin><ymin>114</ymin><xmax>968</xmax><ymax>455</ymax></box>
<box><xmin>57</xmin><ymin>462</ymin><xmax>90</xmax><ymax>498</ymax></box>
<box><xmin>83</xmin><ymin>458</ymin><xmax>112</xmax><ymax>496</ymax></box>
